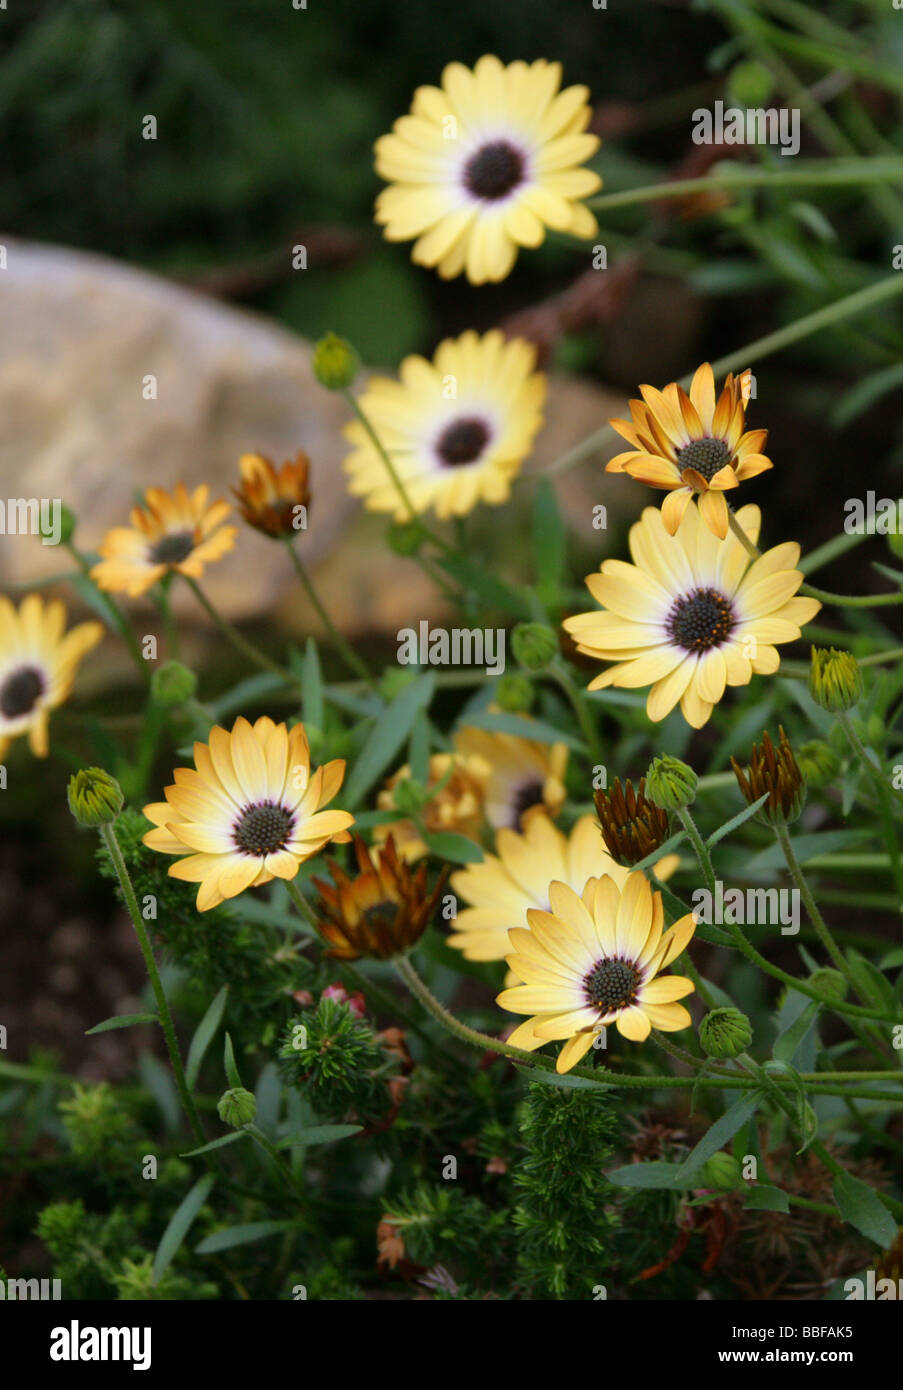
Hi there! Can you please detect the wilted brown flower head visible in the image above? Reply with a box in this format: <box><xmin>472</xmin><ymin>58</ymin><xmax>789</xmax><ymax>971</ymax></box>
<box><xmin>233</xmin><ymin>450</ymin><xmax>311</xmax><ymax>539</ymax></box>
<box><xmin>593</xmin><ymin>777</ymin><xmax>671</xmax><ymax>866</ymax></box>
<box><xmin>730</xmin><ymin>726</ymin><xmax>805</xmax><ymax>826</ymax></box>
<box><xmin>313</xmin><ymin>834</ymin><xmax>448</xmax><ymax>960</ymax></box>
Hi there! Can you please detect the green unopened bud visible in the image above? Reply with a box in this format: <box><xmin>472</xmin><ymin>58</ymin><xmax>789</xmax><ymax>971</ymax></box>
<box><xmin>645</xmin><ymin>754</ymin><xmax>698</xmax><ymax>812</ymax></box>
<box><xmin>698</xmin><ymin>1007</ymin><xmax>752</xmax><ymax>1060</ymax></box>
<box><xmin>67</xmin><ymin>768</ymin><xmax>124</xmax><ymax>828</ymax></box>
<box><xmin>808</xmin><ymin>967</ymin><xmax>848</xmax><ymax>1006</ymax></box>
<box><xmin>495</xmin><ymin>672</ymin><xmax>533</xmax><ymax>714</ymax></box>
<box><xmin>387</xmin><ymin>519</ymin><xmax>426</xmax><ymax>556</ymax></box>
<box><xmin>151</xmin><ymin>660</ymin><xmax>197</xmax><ymax>708</ymax></box>
<box><xmin>702</xmin><ymin>1151</ymin><xmax>744</xmax><ymax>1191</ymax></box>
<box><xmin>313</xmin><ymin>332</ymin><xmax>359</xmax><ymax>391</ymax></box>
<box><xmin>511</xmin><ymin>622</ymin><xmax>558</xmax><ymax>672</ymax></box>
<box><xmin>39</xmin><ymin>503</ymin><xmax>77</xmax><ymax>546</ymax></box>
<box><xmin>795</xmin><ymin>739</ymin><xmax>840</xmax><ymax>790</ymax></box>
<box><xmin>809</xmin><ymin>647</ymin><xmax>862</xmax><ymax>713</ymax></box>
<box><xmin>380</xmin><ymin>667</ymin><xmax>418</xmax><ymax>701</ymax></box>
<box><xmin>727</xmin><ymin>60</ymin><xmax>774</xmax><ymax>108</ymax></box>
<box><xmin>392</xmin><ymin>776</ymin><xmax>429</xmax><ymax>816</ymax></box>
<box><xmin>217</xmin><ymin>1087</ymin><xmax>256</xmax><ymax>1128</ymax></box>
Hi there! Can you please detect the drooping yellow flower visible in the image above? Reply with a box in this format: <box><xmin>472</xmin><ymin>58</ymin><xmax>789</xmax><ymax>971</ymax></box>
<box><xmin>143</xmin><ymin>716</ymin><xmax>354</xmax><ymax>911</ymax></box>
<box><xmin>448</xmin><ymin>812</ymin><xmax>679</xmax><ymax>972</ymax></box>
<box><xmin>233</xmin><ymin>451</ymin><xmax>311</xmax><ymax>539</ymax></box>
<box><xmin>313</xmin><ymin>834</ymin><xmax>448</xmax><ymax>961</ymax></box>
<box><xmin>374</xmin><ymin>55</ymin><xmax>601</xmax><ymax>284</ymax></box>
<box><xmin>453</xmin><ymin>723</ymin><xmax>567</xmax><ymax>831</ymax></box>
<box><xmin>563</xmin><ymin>502</ymin><xmax>820</xmax><ymax>729</ymax></box>
<box><xmin>498</xmin><ymin>873</ymin><xmax>696</xmax><ymax>1073</ymax></box>
<box><xmin>91</xmin><ymin>484</ymin><xmax>237</xmax><ymax>597</ymax></box>
<box><xmin>343</xmin><ymin>330</ymin><xmax>545</xmax><ymax>521</ymax></box>
<box><xmin>606</xmin><ymin>364</ymin><xmax>771</xmax><ymax>538</ymax></box>
<box><xmin>0</xmin><ymin>595</ymin><xmax>102</xmax><ymax>759</ymax></box>
<box><xmin>374</xmin><ymin>752</ymin><xmax>486</xmax><ymax>863</ymax></box>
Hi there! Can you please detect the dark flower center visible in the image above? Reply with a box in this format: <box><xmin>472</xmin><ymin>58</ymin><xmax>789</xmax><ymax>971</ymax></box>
<box><xmin>585</xmin><ymin>957</ymin><xmax>642</xmax><ymax>1010</ymax></box>
<box><xmin>233</xmin><ymin>800</ymin><xmax>294</xmax><ymax>856</ymax></box>
<box><xmin>676</xmin><ymin>437</ymin><xmax>731</xmax><ymax>483</ymax></box>
<box><xmin>464</xmin><ymin>140</ymin><xmax>525</xmax><ymax>201</ymax></box>
<box><xmin>362</xmin><ymin>899</ymin><xmax>400</xmax><ymax>928</ymax></box>
<box><xmin>667</xmin><ymin>587</ymin><xmax>735</xmax><ymax>653</ymax></box>
<box><xmin>0</xmin><ymin>664</ymin><xmax>45</xmax><ymax>719</ymax></box>
<box><xmin>510</xmin><ymin>777</ymin><xmax>544</xmax><ymax>827</ymax></box>
<box><xmin>150</xmin><ymin>530</ymin><xmax>196</xmax><ymax>565</ymax></box>
<box><xmin>436</xmin><ymin>417</ymin><xmax>490</xmax><ymax>467</ymax></box>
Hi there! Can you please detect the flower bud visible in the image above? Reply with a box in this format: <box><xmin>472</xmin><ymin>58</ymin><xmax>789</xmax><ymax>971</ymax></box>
<box><xmin>217</xmin><ymin>1087</ymin><xmax>256</xmax><ymax>1128</ymax></box>
<box><xmin>387</xmin><ymin>519</ymin><xmax>427</xmax><ymax>556</ymax></box>
<box><xmin>39</xmin><ymin>503</ymin><xmax>77</xmax><ymax>546</ymax></box>
<box><xmin>727</xmin><ymin>60</ymin><xmax>774</xmax><ymax>108</ymax></box>
<box><xmin>795</xmin><ymin>739</ymin><xmax>840</xmax><ymax>790</ymax></box>
<box><xmin>698</xmin><ymin>1007</ymin><xmax>752</xmax><ymax>1060</ymax></box>
<box><xmin>809</xmin><ymin>647</ymin><xmax>862</xmax><ymax>713</ymax></box>
<box><xmin>151</xmin><ymin>660</ymin><xmax>198</xmax><ymax>708</ymax></box>
<box><xmin>313</xmin><ymin>332</ymin><xmax>359</xmax><ymax>391</ymax></box>
<box><xmin>67</xmin><ymin>768</ymin><xmax>124</xmax><ymax>828</ymax></box>
<box><xmin>808</xmin><ymin>967</ymin><xmax>848</xmax><ymax>1006</ymax></box>
<box><xmin>511</xmin><ymin>622</ymin><xmax>558</xmax><ymax>672</ymax></box>
<box><xmin>731</xmin><ymin>727</ymin><xmax>805</xmax><ymax>827</ymax></box>
<box><xmin>645</xmin><ymin>754</ymin><xmax>698</xmax><ymax>812</ymax></box>
<box><xmin>495</xmin><ymin>672</ymin><xmax>533</xmax><ymax>714</ymax></box>
<box><xmin>702</xmin><ymin>1151</ymin><xmax>744</xmax><ymax>1191</ymax></box>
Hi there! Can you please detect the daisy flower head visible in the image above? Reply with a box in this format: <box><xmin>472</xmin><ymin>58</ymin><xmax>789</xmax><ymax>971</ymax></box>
<box><xmin>452</xmin><ymin>723</ymin><xmax>567</xmax><ymax>831</ymax></box>
<box><xmin>233</xmin><ymin>451</ymin><xmax>311</xmax><ymax>540</ymax></box>
<box><xmin>562</xmin><ymin>502</ymin><xmax>821</xmax><ymax>729</ymax></box>
<box><xmin>448</xmin><ymin>812</ymin><xmax>680</xmax><ymax>972</ymax></box>
<box><xmin>143</xmin><ymin>716</ymin><xmax>354</xmax><ymax>911</ymax></box>
<box><xmin>607</xmin><ymin>363</ymin><xmax>771</xmax><ymax>538</ymax></box>
<box><xmin>374</xmin><ymin>55</ymin><xmax>601</xmax><ymax>284</ymax></box>
<box><xmin>343</xmin><ymin>330</ymin><xmax>546</xmax><ymax>521</ymax></box>
<box><xmin>497</xmin><ymin>872</ymin><xmax>696</xmax><ymax>1073</ymax></box>
<box><xmin>90</xmin><ymin>483</ymin><xmax>237</xmax><ymax>597</ymax></box>
<box><xmin>0</xmin><ymin>595</ymin><xmax>102</xmax><ymax>759</ymax></box>
<box><xmin>314</xmin><ymin>834</ymin><xmax>449</xmax><ymax>961</ymax></box>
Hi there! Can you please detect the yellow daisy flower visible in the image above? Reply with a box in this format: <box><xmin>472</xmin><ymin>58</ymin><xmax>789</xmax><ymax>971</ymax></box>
<box><xmin>453</xmin><ymin>723</ymin><xmax>567</xmax><ymax>831</ymax></box>
<box><xmin>0</xmin><ymin>595</ymin><xmax>102</xmax><ymax>759</ymax></box>
<box><xmin>562</xmin><ymin>502</ymin><xmax>821</xmax><ymax>729</ymax></box>
<box><xmin>143</xmin><ymin>715</ymin><xmax>354</xmax><ymax>911</ymax></box>
<box><xmin>374</xmin><ymin>54</ymin><xmax>601</xmax><ymax>284</ymax></box>
<box><xmin>497</xmin><ymin>872</ymin><xmax>696</xmax><ymax>1073</ymax></box>
<box><xmin>607</xmin><ymin>363</ymin><xmax>771</xmax><ymax>538</ymax></box>
<box><xmin>448</xmin><ymin>812</ymin><xmax>680</xmax><ymax>972</ymax></box>
<box><xmin>343</xmin><ymin>330</ymin><xmax>546</xmax><ymax>521</ymax></box>
<box><xmin>91</xmin><ymin>483</ymin><xmax>237</xmax><ymax>597</ymax></box>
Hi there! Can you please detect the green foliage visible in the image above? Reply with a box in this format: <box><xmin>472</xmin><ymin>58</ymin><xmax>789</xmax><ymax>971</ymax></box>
<box><xmin>512</xmin><ymin>1085</ymin><xmax>621</xmax><ymax>1299</ymax></box>
<box><xmin>278</xmin><ymin>1000</ymin><xmax>400</xmax><ymax>1123</ymax></box>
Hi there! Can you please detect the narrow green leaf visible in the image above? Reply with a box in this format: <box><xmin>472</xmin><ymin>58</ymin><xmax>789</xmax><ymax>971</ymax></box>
<box><xmin>85</xmin><ymin>1013</ymin><xmax>159</xmax><ymax>1035</ymax></box>
<box><xmin>673</xmin><ymin>1091</ymin><xmax>762</xmax><ymax>1184</ymax></box>
<box><xmin>744</xmin><ymin>830</ymin><xmax>868</xmax><ymax>875</ymax></box>
<box><xmin>180</xmin><ymin>1131</ymin><xmax>249</xmax><ymax>1158</ymax></box>
<box><xmin>195</xmin><ymin>1220</ymin><xmax>295</xmax><ymax>1254</ymax></box>
<box><xmin>532</xmin><ymin>478</ymin><xmax>566</xmax><ymax>597</ymax></box>
<box><xmin>139</xmin><ymin>1053</ymin><xmax>181</xmax><ymax>1133</ymax></box>
<box><xmin>631</xmin><ymin>830</ymin><xmax>686</xmax><ymax>874</ymax></box>
<box><xmin>186</xmin><ymin>986</ymin><xmax>229</xmax><ymax>1091</ymax></box>
<box><xmin>744</xmin><ymin>1185</ymin><xmax>790</xmax><ymax>1213</ymax></box>
<box><xmin>152</xmin><ymin>1174</ymin><xmax>215</xmax><ymax>1284</ymax></box>
<box><xmin>224</xmin><ymin>1032</ymin><xmax>242</xmax><ymax>1090</ymax></box>
<box><xmin>606</xmin><ymin>1160</ymin><xmax>696</xmax><ymax>1189</ymax></box>
<box><xmin>706</xmin><ymin>793</ymin><xmax>769</xmax><ymax>848</ymax></box>
<box><xmin>342</xmin><ymin>673</ymin><xmax>435</xmax><ymax>808</ymax></box>
<box><xmin>436</xmin><ymin>553</ymin><xmax>532</xmax><ymax>618</ymax></box>
<box><xmin>301</xmin><ymin>639</ymin><xmax>324</xmax><ymax>730</ymax></box>
<box><xmin>459</xmin><ymin>709</ymin><xmax>585</xmax><ymax>752</ymax></box>
<box><xmin>409</xmin><ymin>709</ymin><xmax>430</xmax><ymax>784</ymax></box>
<box><xmin>420</xmin><ymin>830</ymin><xmax>484</xmax><ymax>864</ymax></box>
<box><xmin>773</xmin><ymin>998</ymin><xmax>820</xmax><ymax>1065</ymax></box>
<box><xmin>209</xmin><ymin>672</ymin><xmax>288</xmax><ymax>721</ymax></box>
<box><xmin>832</xmin><ymin>1171</ymin><xmax>897</xmax><ymax>1248</ymax></box>
<box><xmin>275</xmin><ymin>1123</ymin><xmax>362</xmax><ymax>1148</ymax></box>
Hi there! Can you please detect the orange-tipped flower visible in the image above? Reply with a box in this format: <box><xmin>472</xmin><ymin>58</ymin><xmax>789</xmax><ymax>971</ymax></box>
<box><xmin>91</xmin><ymin>483</ymin><xmax>236</xmax><ymax>597</ymax></box>
<box><xmin>314</xmin><ymin>835</ymin><xmax>448</xmax><ymax>960</ymax></box>
<box><xmin>233</xmin><ymin>451</ymin><xmax>311</xmax><ymax>539</ymax></box>
<box><xmin>606</xmin><ymin>363</ymin><xmax>771</xmax><ymax>538</ymax></box>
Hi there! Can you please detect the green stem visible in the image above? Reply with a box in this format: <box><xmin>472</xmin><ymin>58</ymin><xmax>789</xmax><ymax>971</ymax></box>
<box><xmin>547</xmin><ymin>273</ymin><xmax>903</xmax><ymax>476</ymax></box>
<box><xmin>551</xmin><ymin>662</ymin><xmax>602</xmax><ymax>764</ymax></box>
<box><xmin>283</xmin><ymin>541</ymin><xmax>377</xmax><ymax>689</ymax></box>
<box><xmin>184</xmin><ymin>577</ymin><xmax>287</xmax><ymax>678</ymax></box>
<box><xmin>676</xmin><ymin>807</ymin><xmax>718</xmax><ymax>899</ymax></box>
<box><xmin>66</xmin><ymin>541</ymin><xmax>150</xmax><ymax>684</ymax></box>
<box><xmin>774</xmin><ymin>823</ymin><xmax>864</xmax><ymax>995</ymax></box>
<box><xmin>244</xmin><ymin>1123</ymin><xmax>302</xmax><ymax>1196</ymax></box>
<box><xmin>837</xmin><ymin>710</ymin><xmax>903</xmax><ymax>903</ymax></box>
<box><xmin>585</xmin><ymin>158</ymin><xmax>903</xmax><ymax>213</ymax></box>
<box><xmin>154</xmin><ymin>576</ymin><xmax>181</xmax><ymax>660</ymax></box>
<box><xmin>100</xmin><ymin>822</ymin><xmax>207</xmax><ymax>1153</ymax></box>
